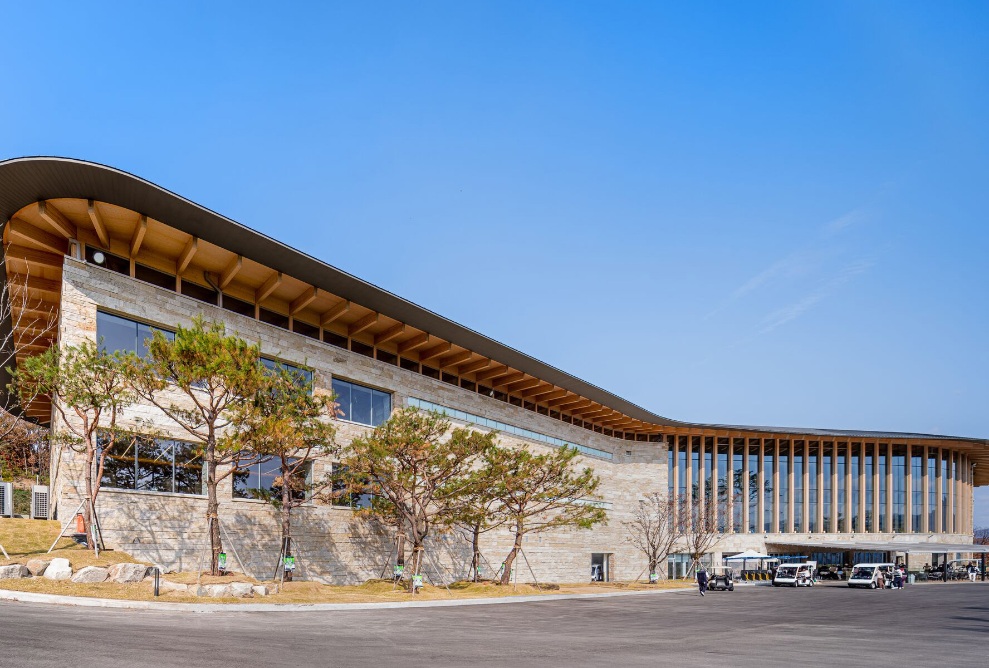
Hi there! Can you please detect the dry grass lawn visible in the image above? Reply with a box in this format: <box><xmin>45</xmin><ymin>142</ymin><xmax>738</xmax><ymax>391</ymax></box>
<box><xmin>1</xmin><ymin>517</ymin><xmax>690</xmax><ymax>604</ymax></box>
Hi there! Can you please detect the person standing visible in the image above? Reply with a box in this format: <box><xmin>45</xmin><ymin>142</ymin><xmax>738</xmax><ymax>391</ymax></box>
<box><xmin>876</xmin><ymin>570</ymin><xmax>885</xmax><ymax>590</ymax></box>
<box><xmin>893</xmin><ymin>567</ymin><xmax>903</xmax><ymax>590</ymax></box>
<box><xmin>968</xmin><ymin>563</ymin><xmax>977</xmax><ymax>582</ymax></box>
<box><xmin>697</xmin><ymin>566</ymin><xmax>709</xmax><ymax>596</ymax></box>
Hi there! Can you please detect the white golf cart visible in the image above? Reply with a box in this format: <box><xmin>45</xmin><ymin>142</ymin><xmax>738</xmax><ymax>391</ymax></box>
<box><xmin>773</xmin><ymin>562</ymin><xmax>815</xmax><ymax>587</ymax></box>
<box><xmin>847</xmin><ymin>563</ymin><xmax>896</xmax><ymax>589</ymax></box>
<box><xmin>707</xmin><ymin>566</ymin><xmax>735</xmax><ymax>591</ymax></box>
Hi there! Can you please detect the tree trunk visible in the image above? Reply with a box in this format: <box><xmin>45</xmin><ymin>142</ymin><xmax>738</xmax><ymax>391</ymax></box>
<box><xmin>205</xmin><ymin>457</ymin><xmax>222</xmax><ymax>576</ymax></box>
<box><xmin>499</xmin><ymin>528</ymin><xmax>524</xmax><ymax>585</ymax></box>
<box><xmin>471</xmin><ymin>524</ymin><xmax>481</xmax><ymax>582</ymax></box>
<box><xmin>281</xmin><ymin>478</ymin><xmax>293</xmax><ymax>582</ymax></box>
<box><xmin>83</xmin><ymin>444</ymin><xmax>95</xmax><ymax>549</ymax></box>
<box><xmin>649</xmin><ymin>557</ymin><xmax>658</xmax><ymax>578</ymax></box>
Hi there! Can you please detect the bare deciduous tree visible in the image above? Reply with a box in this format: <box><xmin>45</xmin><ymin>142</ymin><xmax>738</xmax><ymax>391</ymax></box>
<box><xmin>623</xmin><ymin>492</ymin><xmax>681</xmax><ymax>581</ymax></box>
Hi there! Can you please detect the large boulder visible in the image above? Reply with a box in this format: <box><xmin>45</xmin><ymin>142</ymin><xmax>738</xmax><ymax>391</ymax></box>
<box><xmin>203</xmin><ymin>584</ymin><xmax>231</xmax><ymax>598</ymax></box>
<box><xmin>0</xmin><ymin>564</ymin><xmax>29</xmax><ymax>579</ymax></box>
<box><xmin>158</xmin><ymin>579</ymin><xmax>188</xmax><ymax>594</ymax></box>
<box><xmin>44</xmin><ymin>558</ymin><xmax>72</xmax><ymax>580</ymax></box>
<box><xmin>228</xmin><ymin>582</ymin><xmax>254</xmax><ymax>598</ymax></box>
<box><xmin>108</xmin><ymin>563</ymin><xmax>149</xmax><ymax>584</ymax></box>
<box><xmin>71</xmin><ymin>566</ymin><xmax>108</xmax><ymax>583</ymax></box>
<box><xmin>25</xmin><ymin>558</ymin><xmax>51</xmax><ymax>576</ymax></box>
<box><xmin>251</xmin><ymin>585</ymin><xmax>269</xmax><ymax>597</ymax></box>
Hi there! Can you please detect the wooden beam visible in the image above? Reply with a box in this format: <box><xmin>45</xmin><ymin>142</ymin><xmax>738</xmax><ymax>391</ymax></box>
<box><xmin>7</xmin><ymin>217</ymin><xmax>66</xmax><ymax>255</ymax></box>
<box><xmin>476</xmin><ymin>365</ymin><xmax>510</xmax><ymax>382</ymax></box>
<box><xmin>491</xmin><ymin>372</ymin><xmax>525</xmax><ymax>387</ymax></box>
<box><xmin>255</xmin><ymin>271</ymin><xmax>282</xmax><ymax>303</ymax></box>
<box><xmin>374</xmin><ymin>323</ymin><xmax>406</xmax><ymax>346</ymax></box>
<box><xmin>290</xmin><ymin>286</ymin><xmax>317</xmax><ymax>315</ymax></box>
<box><xmin>559</xmin><ymin>399</ymin><xmax>594</xmax><ymax>412</ymax></box>
<box><xmin>457</xmin><ymin>358</ymin><xmax>491</xmax><ymax>375</ymax></box>
<box><xmin>347</xmin><ymin>312</ymin><xmax>378</xmax><ymax>337</ymax></box>
<box><xmin>8</xmin><ymin>274</ymin><xmax>61</xmax><ymax>294</ymax></box>
<box><xmin>547</xmin><ymin>393</ymin><xmax>580</xmax><ymax>407</ymax></box>
<box><xmin>577</xmin><ymin>407</ymin><xmax>611</xmax><ymax>419</ymax></box>
<box><xmin>505</xmin><ymin>377</ymin><xmax>541</xmax><ymax>393</ymax></box>
<box><xmin>517</xmin><ymin>383</ymin><xmax>555</xmax><ymax>398</ymax></box>
<box><xmin>218</xmin><ymin>254</ymin><xmax>242</xmax><ymax>290</ymax></box>
<box><xmin>530</xmin><ymin>388</ymin><xmax>568</xmax><ymax>402</ymax></box>
<box><xmin>397</xmin><ymin>332</ymin><xmax>429</xmax><ymax>355</ymax></box>
<box><xmin>3</xmin><ymin>245</ymin><xmax>64</xmax><ymax>268</ymax></box>
<box><xmin>418</xmin><ymin>342</ymin><xmax>451</xmax><ymax>362</ymax></box>
<box><xmin>438</xmin><ymin>350</ymin><xmax>472</xmax><ymax>368</ymax></box>
<box><xmin>37</xmin><ymin>201</ymin><xmax>75</xmax><ymax>238</ymax></box>
<box><xmin>176</xmin><ymin>236</ymin><xmax>198</xmax><ymax>274</ymax></box>
<box><xmin>320</xmin><ymin>300</ymin><xmax>350</xmax><ymax>326</ymax></box>
<box><xmin>87</xmin><ymin>200</ymin><xmax>110</xmax><ymax>248</ymax></box>
<box><xmin>130</xmin><ymin>215</ymin><xmax>148</xmax><ymax>257</ymax></box>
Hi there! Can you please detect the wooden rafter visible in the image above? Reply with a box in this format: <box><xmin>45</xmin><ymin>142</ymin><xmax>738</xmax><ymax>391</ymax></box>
<box><xmin>374</xmin><ymin>323</ymin><xmax>405</xmax><ymax>346</ymax></box>
<box><xmin>87</xmin><ymin>200</ymin><xmax>110</xmax><ymax>248</ymax></box>
<box><xmin>130</xmin><ymin>215</ymin><xmax>148</xmax><ymax>257</ymax></box>
<box><xmin>255</xmin><ymin>271</ymin><xmax>282</xmax><ymax>303</ymax></box>
<box><xmin>290</xmin><ymin>286</ymin><xmax>317</xmax><ymax>315</ymax></box>
<box><xmin>438</xmin><ymin>350</ymin><xmax>471</xmax><ymax>368</ymax></box>
<box><xmin>547</xmin><ymin>394</ymin><xmax>580</xmax><ymax>407</ymax></box>
<box><xmin>419</xmin><ymin>342</ymin><xmax>451</xmax><ymax>362</ymax></box>
<box><xmin>7</xmin><ymin>217</ymin><xmax>66</xmax><ymax>255</ymax></box>
<box><xmin>8</xmin><ymin>274</ymin><xmax>61</xmax><ymax>295</ymax></box>
<box><xmin>491</xmin><ymin>372</ymin><xmax>525</xmax><ymax>388</ymax></box>
<box><xmin>517</xmin><ymin>383</ymin><xmax>554</xmax><ymax>398</ymax></box>
<box><xmin>559</xmin><ymin>399</ymin><xmax>594</xmax><ymax>412</ymax></box>
<box><xmin>348</xmin><ymin>312</ymin><xmax>378</xmax><ymax>337</ymax></box>
<box><xmin>397</xmin><ymin>332</ymin><xmax>429</xmax><ymax>355</ymax></box>
<box><xmin>505</xmin><ymin>377</ymin><xmax>541</xmax><ymax>393</ymax></box>
<box><xmin>457</xmin><ymin>358</ymin><xmax>491</xmax><ymax>375</ymax></box>
<box><xmin>320</xmin><ymin>300</ymin><xmax>350</xmax><ymax>326</ymax></box>
<box><xmin>530</xmin><ymin>388</ymin><xmax>568</xmax><ymax>402</ymax></box>
<box><xmin>219</xmin><ymin>254</ymin><xmax>242</xmax><ymax>290</ymax></box>
<box><xmin>476</xmin><ymin>365</ymin><xmax>510</xmax><ymax>382</ymax></box>
<box><xmin>176</xmin><ymin>236</ymin><xmax>198</xmax><ymax>274</ymax></box>
<box><xmin>3</xmin><ymin>245</ymin><xmax>63</xmax><ymax>268</ymax></box>
<box><xmin>37</xmin><ymin>201</ymin><xmax>75</xmax><ymax>238</ymax></box>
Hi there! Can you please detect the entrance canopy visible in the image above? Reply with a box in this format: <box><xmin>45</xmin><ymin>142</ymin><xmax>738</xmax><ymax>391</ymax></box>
<box><xmin>767</xmin><ymin>539</ymin><xmax>989</xmax><ymax>554</ymax></box>
<box><xmin>725</xmin><ymin>550</ymin><xmax>772</xmax><ymax>560</ymax></box>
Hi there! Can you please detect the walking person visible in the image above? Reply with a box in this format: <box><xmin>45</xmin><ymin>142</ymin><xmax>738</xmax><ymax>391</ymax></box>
<box><xmin>876</xmin><ymin>570</ymin><xmax>885</xmax><ymax>590</ymax></box>
<box><xmin>697</xmin><ymin>566</ymin><xmax>709</xmax><ymax>597</ymax></box>
<box><xmin>968</xmin><ymin>563</ymin><xmax>977</xmax><ymax>582</ymax></box>
<box><xmin>893</xmin><ymin>567</ymin><xmax>903</xmax><ymax>590</ymax></box>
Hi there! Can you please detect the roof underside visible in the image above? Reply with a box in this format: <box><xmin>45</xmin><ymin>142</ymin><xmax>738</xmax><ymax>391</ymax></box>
<box><xmin>767</xmin><ymin>539</ymin><xmax>989</xmax><ymax>554</ymax></box>
<box><xmin>0</xmin><ymin>156</ymin><xmax>985</xmax><ymax>460</ymax></box>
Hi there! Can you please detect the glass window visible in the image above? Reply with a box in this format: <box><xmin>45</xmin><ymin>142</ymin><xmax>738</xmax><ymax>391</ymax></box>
<box><xmin>100</xmin><ymin>434</ymin><xmax>203</xmax><ymax>495</ymax></box>
<box><xmin>135</xmin><ymin>263</ymin><xmax>176</xmax><ymax>292</ymax></box>
<box><xmin>330</xmin><ymin>463</ymin><xmax>373</xmax><ymax>509</ymax></box>
<box><xmin>261</xmin><ymin>357</ymin><xmax>313</xmax><ymax>386</ymax></box>
<box><xmin>331</xmin><ymin>378</ymin><xmax>391</xmax><ymax>427</ymax></box>
<box><xmin>97</xmin><ymin>311</ymin><xmax>175</xmax><ymax>356</ymax></box>
<box><xmin>233</xmin><ymin>456</ymin><xmax>309</xmax><ymax>501</ymax></box>
<box><xmin>808</xmin><ymin>444</ymin><xmax>818</xmax><ymax>533</ymax></box>
<box><xmin>793</xmin><ymin>444</ymin><xmax>803</xmax><ymax>533</ymax></box>
<box><xmin>764</xmin><ymin>442</ymin><xmax>775</xmax><ymax>532</ymax></box>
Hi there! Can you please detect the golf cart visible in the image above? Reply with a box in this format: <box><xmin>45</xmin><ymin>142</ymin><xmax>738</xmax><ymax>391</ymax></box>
<box><xmin>707</xmin><ymin>566</ymin><xmax>735</xmax><ymax>591</ymax></box>
<box><xmin>773</xmin><ymin>563</ymin><xmax>814</xmax><ymax>587</ymax></box>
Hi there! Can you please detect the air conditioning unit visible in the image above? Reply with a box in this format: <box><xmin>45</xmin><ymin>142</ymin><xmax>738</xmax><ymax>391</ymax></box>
<box><xmin>31</xmin><ymin>485</ymin><xmax>49</xmax><ymax>520</ymax></box>
<box><xmin>0</xmin><ymin>482</ymin><xmax>12</xmax><ymax>517</ymax></box>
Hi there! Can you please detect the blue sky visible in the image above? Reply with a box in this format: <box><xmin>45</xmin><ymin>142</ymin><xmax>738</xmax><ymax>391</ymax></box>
<box><xmin>2</xmin><ymin>2</ymin><xmax>987</xmax><ymax>522</ymax></box>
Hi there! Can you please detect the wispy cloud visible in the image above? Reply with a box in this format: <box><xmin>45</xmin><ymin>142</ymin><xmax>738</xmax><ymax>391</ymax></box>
<box><xmin>759</xmin><ymin>260</ymin><xmax>873</xmax><ymax>333</ymax></box>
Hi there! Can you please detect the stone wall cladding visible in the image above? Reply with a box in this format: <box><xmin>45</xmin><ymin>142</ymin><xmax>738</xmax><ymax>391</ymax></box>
<box><xmin>51</xmin><ymin>259</ymin><xmax>668</xmax><ymax>583</ymax></box>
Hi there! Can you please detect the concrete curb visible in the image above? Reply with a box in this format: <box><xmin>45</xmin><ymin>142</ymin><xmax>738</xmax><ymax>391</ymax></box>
<box><xmin>0</xmin><ymin>585</ymin><xmax>692</xmax><ymax>613</ymax></box>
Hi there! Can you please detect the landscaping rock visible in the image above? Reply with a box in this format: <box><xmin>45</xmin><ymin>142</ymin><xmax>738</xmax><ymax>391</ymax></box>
<box><xmin>25</xmin><ymin>558</ymin><xmax>51</xmax><ymax>576</ymax></box>
<box><xmin>108</xmin><ymin>562</ymin><xmax>149</xmax><ymax>583</ymax></box>
<box><xmin>251</xmin><ymin>585</ymin><xmax>269</xmax><ymax>597</ymax></box>
<box><xmin>44</xmin><ymin>558</ymin><xmax>73</xmax><ymax>580</ymax></box>
<box><xmin>0</xmin><ymin>564</ymin><xmax>29</xmax><ymax>579</ymax></box>
<box><xmin>71</xmin><ymin>566</ymin><xmax>109</xmax><ymax>583</ymax></box>
<box><xmin>158</xmin><ymin>579</ymin><xmax>188</xmax><ymax>594</ymax></box>
<box><xmin>229</xmin><ymin>582</ymin><xmax>254</xmax><ymax>598</ymax></box>
<box><xmin>203</xmin><ymin>584</ymin><xmax>230</xmax><ymax>597</ymax></box>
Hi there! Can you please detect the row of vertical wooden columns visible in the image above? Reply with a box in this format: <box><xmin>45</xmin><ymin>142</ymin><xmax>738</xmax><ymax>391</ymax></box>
<box><xmin>667</xmin><ymin>436</ymin><xmax>973</xmax><ymax>535</ymax></box>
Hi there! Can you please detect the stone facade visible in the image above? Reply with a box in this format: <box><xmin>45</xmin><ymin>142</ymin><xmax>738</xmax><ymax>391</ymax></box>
<box><xmin>50</xmin><ymin>258</ymin><xmax>667</xmax><ymax>584</ymax></box>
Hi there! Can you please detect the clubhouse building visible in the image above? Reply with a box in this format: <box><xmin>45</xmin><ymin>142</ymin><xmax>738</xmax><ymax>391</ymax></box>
<box><xmin>1</xmin><ymin>157</ymin><xmax>986</xmax><ymax>582</ymax></box>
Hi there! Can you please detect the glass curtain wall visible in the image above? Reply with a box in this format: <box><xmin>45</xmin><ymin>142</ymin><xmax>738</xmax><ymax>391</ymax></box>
<box><xmin>865</xmin><ymin>445</ymin><xmax>875</xmax><ymax>531</ymax></box>
<box><xmin>836</xmin><ymin>446</ymin><xmax>846</xmax><ymax>532</ymax></box>
<box><xmin>928</xmin><ymin>449</ymin><xmax>938</xmax><ymax>530</ymax></box>
<box><xmin>764</xmin><ymin>442</ymin><xmax>775</xmax><ymax>532</ymax></box>
<box><xmin>748</xmin><ymin>442</ymin><xmax>760</xmax><ymax>533</ymax></box>
<box><xmin>941</xmin><ymin>454</ymin><xmax>948</xmax><ymax>531</ymax></box>
<box><xmin>911</xmin><ymin>446</ymin><xmax>923</xmax><ymax>532</ymax></box>
<box><xmin>808</xmin><ymin>444</ymin><xmax>818</xmax><ymax>532</ymax></box>
<box><xmin>778</xmin><ymin>441</ymin><xmax>789</xmax><ymax>532</ymax></box>
<box><xmin>793</xmin><ymin>443</ymin><xmax>804</xmax><ymax>532</ymax></box>
<box><xmin>822</xmin><ymin>445</ymin><xmax>832</xmax><ymax>532</ymax></box>
<box><xmin>678</xmin><ymin>437</ymin><xmax>688</xmax><ymax>498</ymax></box>
<box><xmin>893</xmin><ymin>446</ymin><xmax>906</xmax><ymax>532</ymax></box>
<box><xmin>878</xmin><ymin>446</ymin><xmax>888</xmax><ymax>532</ymax></box>
<box><xmin>732</xmin><ymin>442</ymin><xmax>744</xmax><ymax>532</ymax></box>
<box><xmin>850</xmin><ymin>446</ymin><xmax>860</xmax><ymax>531</ymax></box>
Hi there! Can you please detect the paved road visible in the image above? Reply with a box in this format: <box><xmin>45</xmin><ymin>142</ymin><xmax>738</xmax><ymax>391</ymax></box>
<box><xmin>1</xmin><ymin>583</ymin><xmax>986</xmax><ymax>667</ymax></box>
